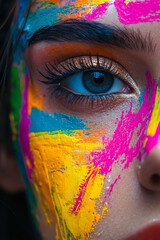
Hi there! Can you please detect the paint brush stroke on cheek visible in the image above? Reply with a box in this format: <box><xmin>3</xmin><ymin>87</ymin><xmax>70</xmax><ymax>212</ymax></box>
<box><xmin>30</xmin><ymin>74</ymin><xmax>157</xmax><ymax>239</ymax></box>
<box><xmin>114</xmin><ymin>0</ymin><xmax>160</xmax><ymax>25</ymax></box>
<box><xmin>82</xmin><ymin>72</ymin><xmax>157</xmax><ymax>201</ymax></box>
<box><xmin>29</xmin><ymin>107</ymin><xmax>88</xmax><ymax>132</ymax></box>
<box><xmin>143</xmin><ymin>78</ymin><xmax>160</xmax><ymax>155</ymax></box>
<box><xmin>28</xmin><ymin>108</ymin><xmax>107</xmax><ymax>239</ymax></box>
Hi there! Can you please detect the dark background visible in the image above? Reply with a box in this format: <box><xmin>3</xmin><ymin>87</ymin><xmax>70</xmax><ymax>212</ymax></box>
<box><xmin>0</xmin><ymin>1</ymin><xmax>41</xmax><ymax>239</ymax></box>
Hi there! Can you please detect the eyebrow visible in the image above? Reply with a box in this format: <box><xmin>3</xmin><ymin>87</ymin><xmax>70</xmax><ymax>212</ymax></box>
<box><xmin>28</xmin><ymin>19</ymin><xmax>155</xmax><ymax>53</ymax></box>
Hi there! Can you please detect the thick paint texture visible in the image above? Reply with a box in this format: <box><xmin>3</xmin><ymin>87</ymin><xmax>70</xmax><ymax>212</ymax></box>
<box><xmin>29</xmin><ymin>107</ymin><xmax>88</xmax><ymax>133</ymax></box>
<box><xmin>29</xmin><ymin>130</ymin><xmax>106</xmax><ymax>239</ymax></box>
<box><xmin>22</xmin><ymin>0</ymin><xmax>160</xmax><ymax>39</ymax></box>
<box><xmin>12</xmin><ymin>1</ymin><xmax>160</xmax><ymax>239</ymax></box>
<box><xmin>18</xmin><ymin>72</ymin><xmax>108</xmax><ymax>239</ymax></box>
<box><xmin>18</xmin><ymin>71</ymin><xmax>158</xmax><ymax>239</ymax></box>
<box><xmin>143</xmin><ymin>79</ymin><xmax>160</xmax><ymax>156</ymax></box>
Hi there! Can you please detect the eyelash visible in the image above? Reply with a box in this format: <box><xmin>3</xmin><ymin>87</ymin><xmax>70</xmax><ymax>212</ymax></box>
<box><xmin>40</xmin><ymin>55</ymin><xmax>123</xmax><ymax>85</ymax></box>
<box><xmin>39</xmin><ymin>55</ymin><xmax>134</xmax><ymax>111</ymax></box>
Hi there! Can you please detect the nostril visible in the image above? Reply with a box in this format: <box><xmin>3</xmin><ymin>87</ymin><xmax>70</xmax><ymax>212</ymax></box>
<box><xmin>150</xmin><ymin>174</ymin><xmax>160</xmax><ymax>185</ymax></box>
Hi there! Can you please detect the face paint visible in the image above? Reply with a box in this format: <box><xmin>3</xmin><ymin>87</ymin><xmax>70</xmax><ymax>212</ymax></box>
<box><xmin>19</xmin><ymin>72</ymin><xmax>107</xmax><ymax>238</ymax></box>
<box><xmin>115</xmin><ymin>0</ymin><xmax>160</xmax><ymax>25</ymax></box>
<box><xmin>143</xmin><ymin>79</ymin><xmax>160</xmax><ymax>156</ymax></box>
<box><xmin>13</xmin><ymin>63</ymin><xmax>157</xmax><ymax>240</ymax></box>
<box><xmin>11</xmin><ymin>0</ymin><xmax>160</xmax><ymax>239</ymax></box>
<box><xmin>21</xmin><ymin>0</ymin><xmax>160</xmax><ymax>41</ymax></box>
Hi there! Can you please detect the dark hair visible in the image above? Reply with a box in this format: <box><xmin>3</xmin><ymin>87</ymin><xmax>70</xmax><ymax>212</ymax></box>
<box><xmin>0</xmin><ymin>0</ymin><xmax>16</xmax><ymax>152</ymax></box>
<box><xmin>0</xmin><ymin>0</ymin><xmax>31</xmax><ymax>152</ymax></box>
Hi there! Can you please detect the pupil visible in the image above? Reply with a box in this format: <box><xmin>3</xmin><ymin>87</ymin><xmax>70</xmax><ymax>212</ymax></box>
<box><xmin>91</xmin><ymin>72</ymin><xmax>106</xmax><ymax>86</ymax></box>
<box><xmin>83</xmin><ymin>71</ymin><xmax>114</xmax><ymax>94</ymax></box>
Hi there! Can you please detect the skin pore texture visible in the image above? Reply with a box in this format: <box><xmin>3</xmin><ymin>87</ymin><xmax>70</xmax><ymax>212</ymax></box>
<box><xmin>10</xmin><ymin>0</ymin><xmax>160</xmax><ymax>239</ymax></box>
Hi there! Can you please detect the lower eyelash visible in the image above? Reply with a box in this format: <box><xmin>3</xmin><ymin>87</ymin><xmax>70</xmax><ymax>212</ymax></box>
<box><xmin>50</xmin><ymin>85</ymin><xmax>115</xmax><ymax>109</ymax></box>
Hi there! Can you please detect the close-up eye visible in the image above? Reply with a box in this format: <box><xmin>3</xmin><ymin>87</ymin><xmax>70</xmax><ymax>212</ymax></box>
<box><xmin>2</xmin><ymin>0</ymin><xmax>160</xmax><ymax>239</ymax></box>
<box><xmin>62</xmin><ymin>70</ymin><xmax>130</xmax><ymax>95</ymax></box>
<box><xmin>39</xmin><ymin>55</ymin><xmax>140</xmax><ymax>112</ymax></box>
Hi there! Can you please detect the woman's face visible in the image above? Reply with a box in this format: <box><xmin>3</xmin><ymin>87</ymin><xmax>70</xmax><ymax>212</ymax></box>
<box><xmin>11</xmin><ymin>0</ymin><xmax>160</xmax><ymax>239</ymax></box>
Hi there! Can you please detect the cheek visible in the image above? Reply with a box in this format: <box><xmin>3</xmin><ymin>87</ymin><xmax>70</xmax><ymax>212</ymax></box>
<box><xmin>143</xmin><ymin>79</ymin><xmax>160</xmax><ymax>156</ymax></box>
<box><xmin>29</xmin><ymin>132</ymin><xmax>106</xmax><ymax>237</ymax></box>
<box><xmin>19</xmin><ymin>71</ymin><xmax>157</xmax><ymax>238</ymax></box>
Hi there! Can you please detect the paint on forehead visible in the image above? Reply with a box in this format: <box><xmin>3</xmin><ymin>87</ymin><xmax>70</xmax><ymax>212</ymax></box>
<box><xmin>21</xmin><ymin>0</ymin><xmax>160</xmax><ymax>40</ymax></box>
<box><xmin>23</xmin><ymin>0</ymin><xmax>111</xmax><ymax>39</ymax></box>
<box><xmin>115</xmin><ymin>0</ymin><xmax>160</xmax><ymax>25</ymax></box>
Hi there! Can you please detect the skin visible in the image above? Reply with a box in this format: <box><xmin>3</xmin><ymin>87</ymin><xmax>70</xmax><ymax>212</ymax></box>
<box><xmin>11</xmin><ymin>0</ymin><xmax>160</xmax><ymax>239</ymax></box>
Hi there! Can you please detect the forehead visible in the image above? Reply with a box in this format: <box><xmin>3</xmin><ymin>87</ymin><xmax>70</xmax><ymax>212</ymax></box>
<box><xmin>20</xmin><ymin>0</ymin><xmax>160</xmax><ymax>40</ymax></box>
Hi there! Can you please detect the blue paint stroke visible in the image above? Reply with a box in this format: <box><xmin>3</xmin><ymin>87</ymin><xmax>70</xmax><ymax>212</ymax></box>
<box><xmin>24</xmin><ymin>2</ymin><xmax>86</xmax><ymax>39</ymax></box>
<box><xmin>30</xmin><ymin>107</ymin><xmax>89</xmax><ymax>133</ymax></box>
<box><xmin>137</xmin><ymin>88</ymin><xmax>145</xmax><ymax>107</ymax></box>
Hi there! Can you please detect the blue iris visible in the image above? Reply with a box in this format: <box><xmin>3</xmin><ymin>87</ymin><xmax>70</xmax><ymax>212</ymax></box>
<box><xmin>82</xmin><ymin>71</ymin><xmax>114</xmax><ymax>94</ymax></box>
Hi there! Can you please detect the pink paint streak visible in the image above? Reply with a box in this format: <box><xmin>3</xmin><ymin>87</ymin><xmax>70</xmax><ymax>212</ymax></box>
<box><xmin>90</xmin><ymin>73</ymin><xmax>157</xmax><ymax>177</ymax></box>
<box><xmin>19</xmin><ymin>74</ymin><xmax>34</xmax><ymax>179</ymax></box>
<box><xmin>114</xmin><ymin>0</ymin><xmax>160</xmax><ymax>25</ymax></box>
<box><xmin>72</xmin><ymin>72</ymin><xmax>157</xmax><ymax>213</ymax></box>
<box><xmin>71</xmin><ymin>165</ymin><xmax>98</xmax><ymax>215</ymax></box>
<box><xmin>84</xmin><ymin>2</ymin><xmax>110</xmax><ymax>20</ymax></box>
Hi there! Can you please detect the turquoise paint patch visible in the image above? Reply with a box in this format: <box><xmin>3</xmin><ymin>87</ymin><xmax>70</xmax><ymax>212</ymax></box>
<box><xmin>24</xmin><ymin>2</ymin><xmax>84</xmax><ymax>40</ymax></box>
<box><xmin>137</xmin><ymin>89</ymin><xmax>145</xmax><ymax>107</ymax></box>
<box><xmin>30</xmin><ymin>107</ymin><xmax>89</xmax><ymax>133</ymax></box>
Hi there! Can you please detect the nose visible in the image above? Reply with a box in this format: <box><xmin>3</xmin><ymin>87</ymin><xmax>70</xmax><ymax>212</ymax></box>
<box><xmin>138</xmin><ymin>144</ymin><xmax>160</xmax><ymax>191</ymax></box>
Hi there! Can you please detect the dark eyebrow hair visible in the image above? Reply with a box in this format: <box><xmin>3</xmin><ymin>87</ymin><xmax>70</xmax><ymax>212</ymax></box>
<box><xmin>28</xmin><ymin>19</ymin><xmax>155</xmax><ymax>53</ymax></box>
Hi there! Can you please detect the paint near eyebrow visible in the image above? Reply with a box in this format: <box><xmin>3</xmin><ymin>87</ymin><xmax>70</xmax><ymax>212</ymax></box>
<box><xmin>23</xmin><ymin>0</ymin><xmax>160</xmax><ymax>39</ymax></box>
<box><xmin>84</xmin><ymin>1</ymin><xmax>110</xmax><ymax>20</ymax></box>
<box><xmin>23</xmin><ymin>0</ymin><xmax>111</xmax><ymax>38</ymax></box>
<box><xmin>115</xmin><ymin>0</ymin><xmax>160</xmax><ymax>25</ymax></box>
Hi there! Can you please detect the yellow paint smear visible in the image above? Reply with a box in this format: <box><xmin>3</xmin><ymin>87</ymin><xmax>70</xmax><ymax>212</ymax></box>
<box><xmin>29</xmin><ymin>131</ymin><xmax>108</xmax><ymax>239</ymax></box>
<box><xmin>147</xmin><ymin>84</ymin><xmax>160</xmax><ymax>137</ymax></box>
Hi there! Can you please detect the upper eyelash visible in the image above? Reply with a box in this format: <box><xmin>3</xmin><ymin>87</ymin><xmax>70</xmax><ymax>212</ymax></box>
<box><xmin>39</xmin><ymin>55</ymin><xmax>121</xmax><ymax>86</ymax></box>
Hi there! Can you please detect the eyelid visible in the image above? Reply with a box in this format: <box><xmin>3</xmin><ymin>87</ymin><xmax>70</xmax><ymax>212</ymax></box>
<box><xmin>40</xmin><ymin>55</ymin><xmax>140</xmax><ymax>97</ymax></box>
<box><xmin>64</xmin><ymin>56</ymin><xmax>140</xmax><ymax>96</ymax></box>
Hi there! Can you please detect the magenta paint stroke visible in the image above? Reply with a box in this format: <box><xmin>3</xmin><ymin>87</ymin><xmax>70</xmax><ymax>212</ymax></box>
<box><xmin>84</xmin><ymin>2</ymin><xmax>111</xmax><ymax>20</ymax></box>
<box><xmin>114</xmin><ymin>0</ymin><xmax>160</xmax><ymax>25</ymax></box>
<box><xmin>71</xmin><ymin>72</ymin><xmax>157</xmax><ymax>213</ymax></box>
<box><xmin>90</xmin><ymin>73</ymin><xmax>157</xmax><ymax>175</ymax></box>
<box><xmin>19</xmin><ymin>74</ymin><xmax>34</xmax><ymax>179</ymax></box>
<box><xmin>71</xmin><ymin>165</ymin><xmax>98</xmax><ymax>215</ymax></box>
